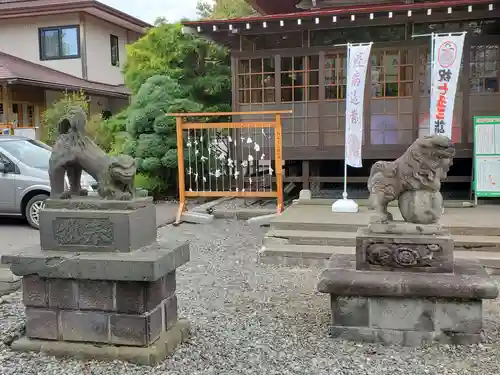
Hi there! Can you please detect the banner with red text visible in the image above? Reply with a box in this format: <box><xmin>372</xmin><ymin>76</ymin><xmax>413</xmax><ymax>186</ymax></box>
<box><xmin>430</xmin><ymin>33</ymin><xmax>465</xmax><ymax>139</ymax></box>
<box><xmin>345</xmin><ymin>43</ymin><xmax>372</xmax><ymax>167</ymax></box>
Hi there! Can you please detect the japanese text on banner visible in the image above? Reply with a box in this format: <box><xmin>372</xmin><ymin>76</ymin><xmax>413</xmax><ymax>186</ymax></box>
<box><xmin>430</xmin><ymin>33</ymin><xmax>465</xmax><ymax>139</ymax></box>
<box><xmin>345</xmin><ymin>43</ymin><xmax>372</xmax><ymax>168</ymax></box>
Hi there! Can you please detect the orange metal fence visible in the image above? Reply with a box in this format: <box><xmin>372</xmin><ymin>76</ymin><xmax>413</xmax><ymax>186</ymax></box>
<box><xmin>168</xmin><ymin>111</ymin><xmax>289</xmax><ymax>224</ymax></box>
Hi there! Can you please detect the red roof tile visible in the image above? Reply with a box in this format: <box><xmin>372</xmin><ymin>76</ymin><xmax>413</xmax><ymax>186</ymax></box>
<box><xmin>0</xmin><ymin>51</ymin><xmax>130</xmax><ymax>97</ymax></box>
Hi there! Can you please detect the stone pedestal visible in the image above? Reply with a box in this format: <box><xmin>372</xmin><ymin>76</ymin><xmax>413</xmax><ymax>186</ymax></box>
<box><xmin>357</xmin><ymin>224</ymin><xmax>454</xmax><ymax>273</ymax></box>
<box><xmin>39</xmin><ymin>197</ymin><xmax>157</xmax><ymax>253</ymax></box>
<box><xmin>317</xmin><ymin>222</ymin><xmax>498</xmax><ymax>346</ymax></box>
<box><xmin>1</xmin><ymin>198</ymin><xmax>190</xmax><ymax>365</ymax></box>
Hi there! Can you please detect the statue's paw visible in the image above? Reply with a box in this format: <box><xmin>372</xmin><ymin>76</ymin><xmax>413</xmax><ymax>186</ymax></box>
<box><xmin>119</xmin><ymin>192</ymin><xmax>133</xmax><ymax>201</ymax></box>
<box><xmin>60</xmin><ymin>191</ymin><xmax>72</xmax><ymax>200</ymax></box>
<box><xmin>386</xmin><ymin>212</ymin><xmax>394</xmax><ymax>221</ymax></box>
<box><xmin>78</xmin><ymin>189</ymin><xmax>89</xmax><ymax>197</ymax></box>
<box><xmin>369</xmin><ymin>213</ymin><xmax>390</xmax><ymax>224</ymax></box>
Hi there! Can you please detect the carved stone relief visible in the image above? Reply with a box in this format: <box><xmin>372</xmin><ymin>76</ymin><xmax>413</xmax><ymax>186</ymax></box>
<box><xmin>54</xmin><ymin>218</ymin><xmax>114</xmax><ymax>247</ymax></box>
<box><xmin>365</xmin><ymin>242</ymin><xmax>443</xmax><ymax>268</ymax></box>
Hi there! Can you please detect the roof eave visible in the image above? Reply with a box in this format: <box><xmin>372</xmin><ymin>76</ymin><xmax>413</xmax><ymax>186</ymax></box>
<box><xmin>184</xmin><ymin>0</ymin><xmax>495</xmax><ymax>26</ymax></box>
<box><xmin>2</xmin><ymin>78</ymin><xmax>130</xmax><ymax>98</ymax></box>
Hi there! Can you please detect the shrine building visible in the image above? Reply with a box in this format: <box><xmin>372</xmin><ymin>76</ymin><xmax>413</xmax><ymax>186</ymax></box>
<box><xmin>183</xmin><ymin>0</ymin><xmax>500</xmax><ymax>194</ymax></box>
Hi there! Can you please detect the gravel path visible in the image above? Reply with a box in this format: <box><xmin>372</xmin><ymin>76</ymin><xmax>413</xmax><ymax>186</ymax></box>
<box><xmin>1</xmin><ymin>220</ymin><xmax>500</xmax><ymax>374</ymax></box>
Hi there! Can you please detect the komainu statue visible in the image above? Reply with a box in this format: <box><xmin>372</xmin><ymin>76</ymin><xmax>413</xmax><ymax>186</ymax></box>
<box><xmin>49</xmin><ymin>106</ymin><xmax>137</xmax><ymax>200</ymax></box>
<box><xmin>367</xmin><ymin>135</ymin><xmax>455</xmax><ymax>224</ymax></box>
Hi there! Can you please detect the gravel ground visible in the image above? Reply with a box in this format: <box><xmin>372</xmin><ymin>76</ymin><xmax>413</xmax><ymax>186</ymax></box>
<box><xmin>1</xmin><ymin>220</ymin><xmax>500</xmax><ymax>374</ymax></box>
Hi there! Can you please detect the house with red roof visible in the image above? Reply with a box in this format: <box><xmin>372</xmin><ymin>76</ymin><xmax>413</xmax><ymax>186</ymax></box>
<box><xmin>0</xmin><ymin>0</ymin><xmax>150</xmax><ymax>137</ymax></box>
<box><xmin>184</xmin><ymin>0</ymin><xmax>500</xmax><ymax>191</ymax></box>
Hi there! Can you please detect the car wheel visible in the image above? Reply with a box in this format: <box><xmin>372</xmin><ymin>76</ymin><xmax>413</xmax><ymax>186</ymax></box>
<box><xmin>25</xmin><ymin>194</ymin><xmax>48</xmax><ymax>230</ymax></box>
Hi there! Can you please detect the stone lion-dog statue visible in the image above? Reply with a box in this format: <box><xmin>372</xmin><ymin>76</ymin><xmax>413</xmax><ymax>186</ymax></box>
<box><xmin>367</xmin><ymin>135</ymin><xmax>455</xmax><ymax>223</ymax></box>
<box><xmin>49</xmin><ymin>105</ymin><xmax>137</xmax><ymax>200</ymax></box>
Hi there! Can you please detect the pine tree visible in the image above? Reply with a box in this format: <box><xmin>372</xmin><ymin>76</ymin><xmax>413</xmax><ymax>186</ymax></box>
<box><xmin>121</xmin><ymin>22</ymin><xmax>232</xmax><ymax>196</ymax></box>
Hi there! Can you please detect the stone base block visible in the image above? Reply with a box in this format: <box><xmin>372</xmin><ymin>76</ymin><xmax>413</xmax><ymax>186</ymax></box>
<box><xmin>318</xmin><ymin>256</ymin><xmax>498</xmax><ymax>346</ymax></box>
<box><xmin>356</xmin><ymin>227</ymin><xmax>454</xmax><ymax>273</ymax></box>
<box><xmin>328</xmin><ymin>295</ymin><xmax>485</xmax><ymax>346</ymax></box>
<box><xmin>40</xmin><ymin>197</ymin><xmax>157</xmax><ymax>253</ymax></box>
<box><xmin>11</xmin><ymin>319</ymin><xmax>190</xmax><ymax>366</ymax></box>
<box><xmin>329</xmin><ymin>326</ymin><xmax>483</xmax><ymax>346</ymax></box>
<box><xmin>2</xmin><ymin>240</ymin><xmax>189</xmax><ymax>281</ymax></box>
<box><xmin>22</xmin><ymin>274</ymin><xmax>179</xmax><ymax>345</ymax></box>
<box><xmin>2</xmin><ymin>239</ymin><xmax>189</xmax><ymax>351</ymax></box>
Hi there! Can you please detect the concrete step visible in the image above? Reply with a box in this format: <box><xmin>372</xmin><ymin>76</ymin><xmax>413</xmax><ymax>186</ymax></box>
<box><xmin>264</xmin><ymin>229</ymin><xmax>500</xmax><ymax>252</ymax></box>
<box><xmin>270</xmin><ymin>221</ymin><xmax>500</xmax><ymax>237</ymax></box>
<box><xmin>258</xmin><ymin>243</ymin><xmax>500</xmax><ymax>272</ymax></box>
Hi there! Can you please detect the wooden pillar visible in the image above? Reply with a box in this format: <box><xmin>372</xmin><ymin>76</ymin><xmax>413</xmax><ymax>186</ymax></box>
<box><xmin>175</xmin><ymin>116</ymin><xmax>186</xmax><ymax>224</ymax></box>
<box><xmin>1</xmin><ymin>84</ymin><xmax>10</xmax><ymax>126</ymax></box>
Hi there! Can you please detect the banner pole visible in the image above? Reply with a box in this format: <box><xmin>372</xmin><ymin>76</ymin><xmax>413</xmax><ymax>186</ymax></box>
<box><xmin>342</xmin><ymin>42</ymin><xmax>351</xmax><ymax>201</ymax></box>
<box><xmin>430</xmin><ymin>32</ymin><xmax>435</xmax><ymax>136</ymax></box>
<box><xmin>332</xmin><ymin>41</ymin><xmax>372</xmax><ymax>213</ymax></box>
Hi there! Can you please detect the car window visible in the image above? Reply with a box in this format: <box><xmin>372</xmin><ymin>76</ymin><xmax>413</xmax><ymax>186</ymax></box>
<box><xmin>0</xmin><ymin>152</ymin><xmax>11</xmax><ymax>164</ymax></box>
<box><xmin>0</xmin><ymin>139</ymin><xmax>51</xmax><ymax>170</ymax></box>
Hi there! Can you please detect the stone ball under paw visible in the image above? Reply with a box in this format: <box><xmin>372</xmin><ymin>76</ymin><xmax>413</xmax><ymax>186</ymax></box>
<box><xmin>398</xmin><ymin>190</ymin><xmax>443</xmax><ymax>224</ymax></box>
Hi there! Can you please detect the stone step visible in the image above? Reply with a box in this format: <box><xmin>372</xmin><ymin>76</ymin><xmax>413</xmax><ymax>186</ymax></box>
<box><xmin>270</xmin><ymin>220</ymin><xmax>500</xmax><ymax>237</ymax></box>
<box><xmin>258</xmin><ymin>243</ymin><xmax>500</xmax><ymax>272</ymax></box>
<box><xmin>264</xmin><ymin>229</ymin><xmax>500</xmax><ymax>252</ymax></box>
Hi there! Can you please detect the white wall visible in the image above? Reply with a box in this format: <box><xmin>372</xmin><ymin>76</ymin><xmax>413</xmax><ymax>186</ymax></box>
<box><xmin>0</xmin><ymin>14</ymin><xmax>83</xmax><ymax>77</ymax></box>
<box><xmin>84</xmin><ymin>15</ymin><xmax>128</xmax><ymax>85</ymax></box>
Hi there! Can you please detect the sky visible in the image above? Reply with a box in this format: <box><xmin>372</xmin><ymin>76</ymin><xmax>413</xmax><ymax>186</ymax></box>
<box><xmin>100</xmin><ymin>0</ymin><xmax>204</xmax><ymax>24</ymax></box>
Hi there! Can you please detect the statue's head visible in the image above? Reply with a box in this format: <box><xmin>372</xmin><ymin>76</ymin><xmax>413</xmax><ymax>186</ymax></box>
<box><xmin>418</xmin><ymin>135</ymin><xmax>456</xmax><ymax>178</ymax></box>
<box><xmin>405</xmin><ymin>135</ymin><xmax>455</xmax><ymax>188</ymax></box>
<box><xmin>109</xmin><ymin>154</ymin><xmax>137</xmax><ymax>183</ymax></box>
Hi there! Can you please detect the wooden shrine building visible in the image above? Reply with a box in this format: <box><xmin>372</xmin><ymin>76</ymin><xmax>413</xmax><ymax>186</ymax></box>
<box><xmin>183</xmin><ymin>0</ymin><xmax>500</xmax><ymax>193</ymax></box>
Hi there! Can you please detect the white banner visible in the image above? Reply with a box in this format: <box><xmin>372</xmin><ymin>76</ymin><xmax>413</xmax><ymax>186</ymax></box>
<box><xmin>345</xmin><ymin>43</ymin><xmax>372</xmax><ymax>168</ymax></box>
<box><xmin>430</xmin><ymin>33</ymin><xmax>465</xmax><ymax>138</ymax></box>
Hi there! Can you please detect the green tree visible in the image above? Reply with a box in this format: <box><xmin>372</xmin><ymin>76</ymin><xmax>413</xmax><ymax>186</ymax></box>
<box><xmin>196</xmin><ymin>0</ymin><xmax>257</xmax><ymax>19</ymax></box>
<box><xmin>121</xmin><ymin>21</ymin><xmax>234</xmax><ymax>197</ymax></box>
<box><xmin>121</xmin><ymin>75</ymin><xmax>201</xmax><ymax>197</ymax></box>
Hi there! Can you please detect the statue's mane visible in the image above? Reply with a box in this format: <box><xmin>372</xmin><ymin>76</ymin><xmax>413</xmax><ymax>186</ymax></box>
<box><xmin>398</xmin><ymin>136</ymin><xmax>454</xmax><ymax>190</ymax></box>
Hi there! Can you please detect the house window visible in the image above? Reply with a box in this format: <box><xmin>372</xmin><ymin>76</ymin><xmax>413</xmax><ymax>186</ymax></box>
<box><xmin>39</xmin><ymin>26</ymin><xmax>80</xmax><ymax>60</ymax></box>
<box><xmin>110</xmin><ymin>35</ymin><xmax>119</xmax><ymax>67</ymax></box>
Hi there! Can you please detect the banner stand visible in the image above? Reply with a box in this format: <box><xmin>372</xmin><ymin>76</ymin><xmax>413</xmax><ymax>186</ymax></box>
<box><xmin>332</xmin><ymin>42</ymin><xmax>373</xmax><ymax>213</ymax></box>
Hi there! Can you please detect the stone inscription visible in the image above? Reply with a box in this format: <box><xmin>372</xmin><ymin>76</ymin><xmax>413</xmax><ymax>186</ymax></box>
<box><xmin>365</xmin><ymin>242</ymin><xmax>442</xmax><ymax>268</ymax></box>
<box><xmin>54</xmin><ymin>218</ymin><xmax>114</xmax><ymax>247</ymax></box>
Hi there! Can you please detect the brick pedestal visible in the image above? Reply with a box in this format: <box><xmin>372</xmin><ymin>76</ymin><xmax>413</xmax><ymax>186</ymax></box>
<box><xmin>1</xmin><ymin>198</ymin><xmax>190</xmax><ymax>365</ymax></box>
<box><xmin>24</xmin><ymin>273</ymin><xmax>178</xmax><ymax>346</ymax></box>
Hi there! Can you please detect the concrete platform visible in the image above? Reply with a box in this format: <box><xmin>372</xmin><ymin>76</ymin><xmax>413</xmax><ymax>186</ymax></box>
<box><xmin>258</xmin><ymin>244</ymin><xmax>500</xmax><ymax>272</ymax></box>
<box><xmin>260</xmin><ymin>202</ymin><xmax>500</xmax><ymax>272</ymax></box>
<box><xmin>271</xmin><ymin>204</ymin><xmax>500</xmax><ymax>236</ymax></box>
<box><xmin>263</xmin><ymin>229</ymin><xmax>500</xmax><ymax>252</ymax></box>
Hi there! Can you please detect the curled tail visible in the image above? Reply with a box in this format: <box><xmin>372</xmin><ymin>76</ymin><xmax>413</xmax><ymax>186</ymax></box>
<box><xmin>57</xmin><ymin>105</ymin><xmax>87</xmax><ymax>135</ymax></box>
